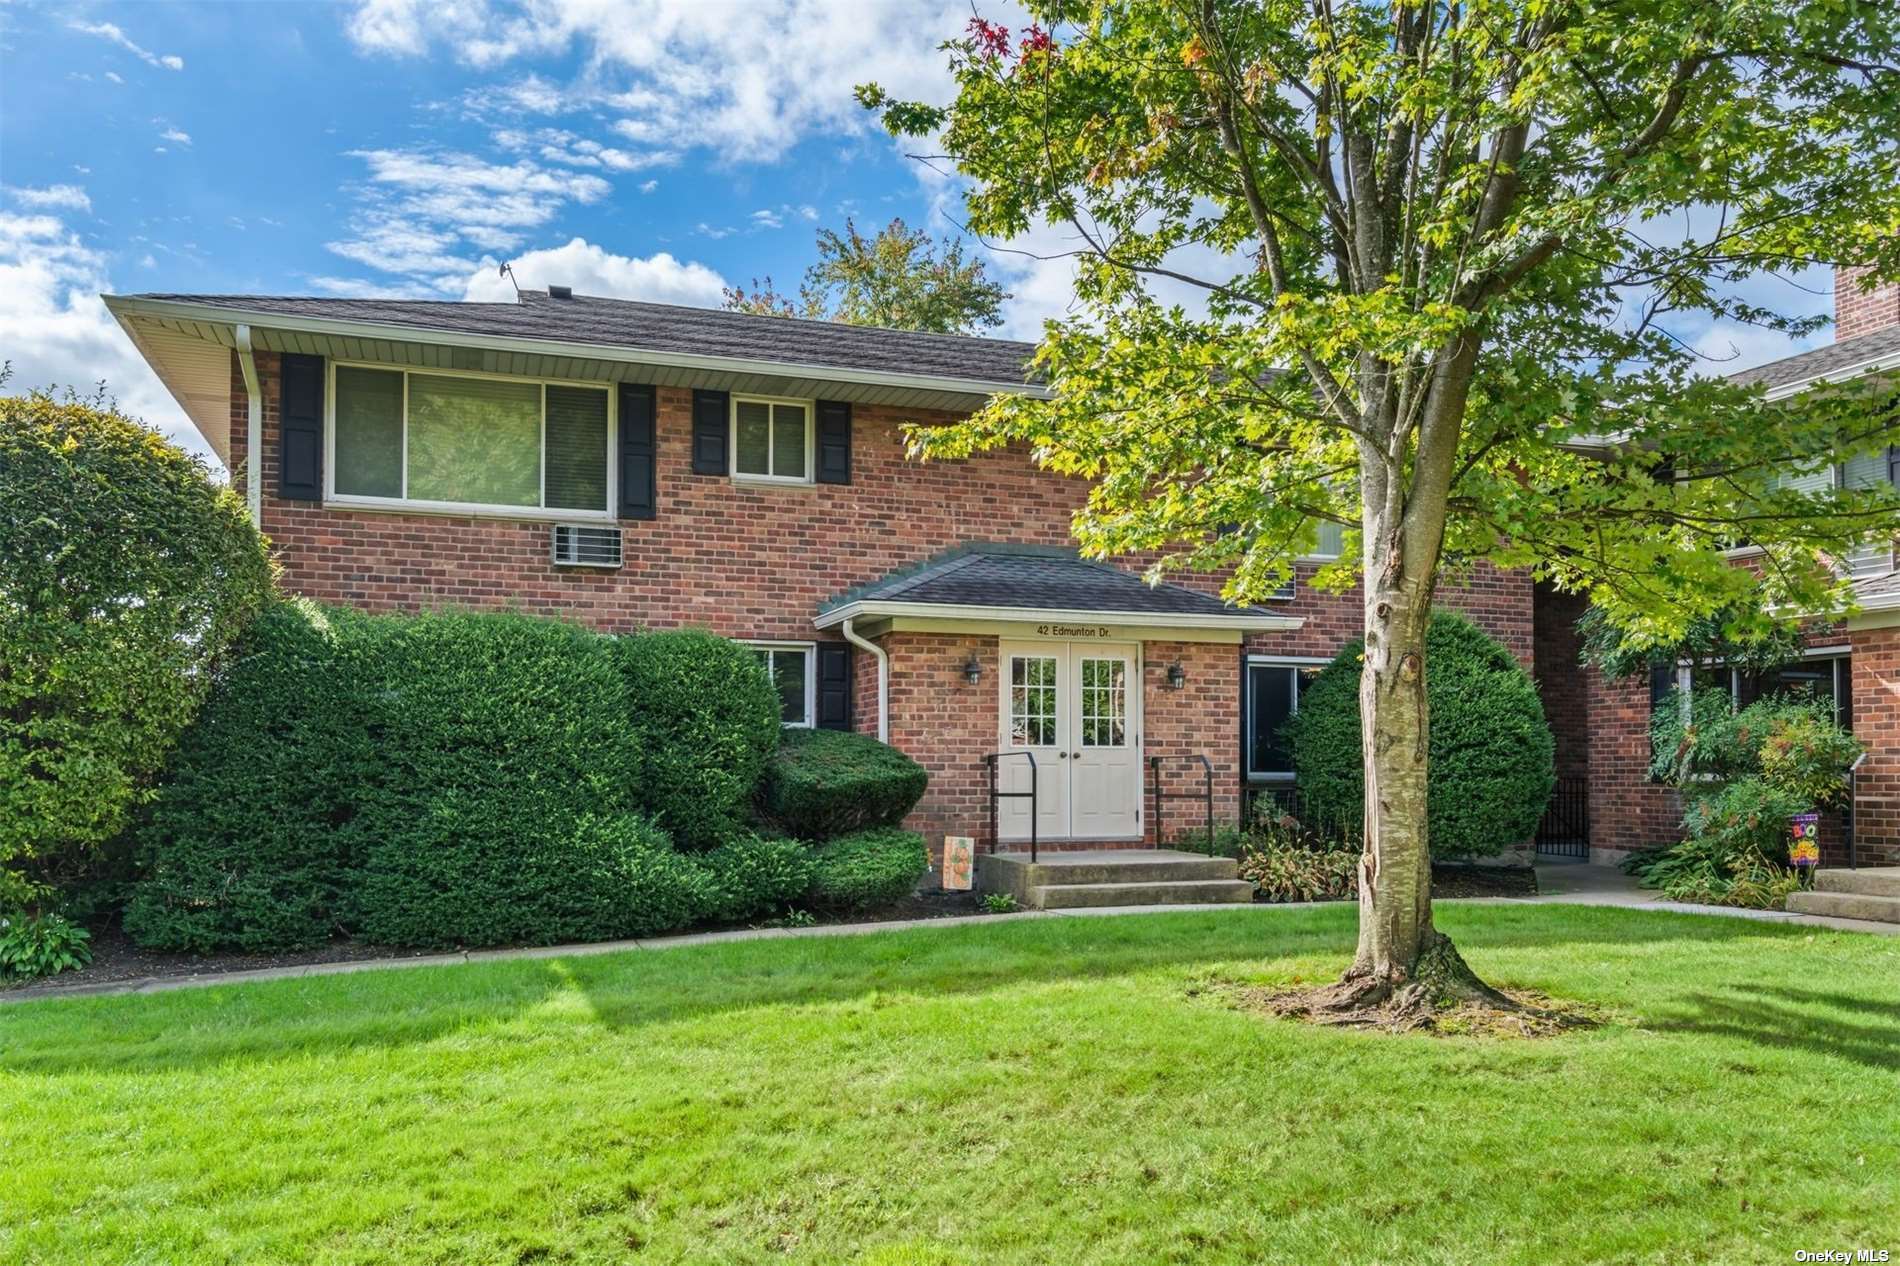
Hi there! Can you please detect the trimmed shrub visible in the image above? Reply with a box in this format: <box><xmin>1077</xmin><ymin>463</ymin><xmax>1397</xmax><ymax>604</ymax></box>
<box><xmin>807</xmin><ymin>828</ymin><xmax>928</xmax><ymax>912</ymax></box>
<box><xmin>617</xmin><ymin>630</ymin><xmax>782</xmax><ymax>849</ymax></box>
<box><xmin>124</xmin><ymin>601</ymin><xmax>376</xmax><ymax>953</ymax></box>
<box><xmin>1283</xmin><ymin>611</ymin><xmax>1555</xmax><ymax>860</ymax></box>
<box><xmin>760</xmin><ymin>728</ymin><xmax>928</xmax><ymax>840</ymax></box>
<box><xmin>352</xmin><ymin>611</ymin><xmax>647</xmax><ymax>948</ymax></box>
<box><xmin>0</xmin><ymin>391</ymin><xmax>274</xmax><ymax>908</ymax></box>
<box><xmin>694</xmin><ymin>836</ymin><xmax>817</xmax><ymax>923</ymax></box>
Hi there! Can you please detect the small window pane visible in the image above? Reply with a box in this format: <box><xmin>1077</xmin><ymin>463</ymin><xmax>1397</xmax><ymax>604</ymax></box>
<box><xmin>1010</xmin><ymin>655</ymin><xmax>1058</xmax><ymax>748</ymax></box>
<box><xmin>544</xmin><ymin>386</ymin><xmax>608</xmax><ymax>512</ymax></box>
<box><xmin>735</xmin><ymin>401</ymin><xmax>771</xmax><ymax>476</ymax></box>
<box><xmin>772</xmin><ymin>404</ymin><xmax>807</xmax><ymax>479</ymax></box>
<box><xmin>1080</xmin><ymin>657</ymin><xmax>1127</xmax><ymax>747</ymax></box>
<box><xmin>752</xmin><ymin>647</ymin><xmax>809</xmax><ymax>725</ymax></box>
<box><xmin>406</xmin><ymin>374</ymin><xmax>541</xmax><ymax>506</ymax></box>
<box><xmin>333</xmin><ymin>367</ymin><xmax>403</xmax><ymax>498</ymax></box>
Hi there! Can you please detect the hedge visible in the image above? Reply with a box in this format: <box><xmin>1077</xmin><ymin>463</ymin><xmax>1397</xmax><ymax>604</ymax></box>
<box><xmin>123</xmin><ymin>601</ymin><xmax>375</xmax><ymax>953</ymax></box>
<box><xmin>617</xmin><ymin>630</ymin><xmax>783</xmax><ymax>849</ymax></box>
<box><xmin>807</xmin><ymin>828</ymin><xmax>929</xmax><ymax>911</ymax></box>
<box><xmin>0</xmin><ymin>392</ymin><xmax>273</xmax><ymax>910</ymax></box>
<box><xmin>1283</xmin><ymin>610</ymin><xmax>1554</xmax><ymax>860</ymax></box>
<box><xmin>695</xmin><ymin>836</ymin><xmax>817</xmax><ymax>923</ymax></box>
<box><xmin>760</xmin><ymin>728</ymin><xmax>928</xmax><ymax>840</ymax></box>
<box><xmin>350</xmin><ymin>611</ymin><xmax>648</xmax><ymax>947</ymax></box>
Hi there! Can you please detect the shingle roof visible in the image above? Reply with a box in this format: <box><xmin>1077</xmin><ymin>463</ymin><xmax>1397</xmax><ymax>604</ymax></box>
<box><xmin>820</xmin><ymin>543</ymin><xmax>1251</xmax><ymax>617</ymax></box>
<box><xmin>126</xmin><ymin>290</ymin><xmax>1040</xmax><ymax>387</ymax></box>
<box><xmin>1727</xmin><ymin>323</ymin><xmax>1900</xmax><ymax>390</ymax></box>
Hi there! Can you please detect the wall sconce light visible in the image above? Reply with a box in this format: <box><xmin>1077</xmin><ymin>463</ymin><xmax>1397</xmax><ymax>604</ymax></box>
<box><xmin>962</xmin><ymin>653</ymin><xmax>983</xmax><ymax>685</ymax></box>
<box><xmin>1166</xmin><ymin>660</ymin><xmax>1186</xmax><ymax>690</ymax></box>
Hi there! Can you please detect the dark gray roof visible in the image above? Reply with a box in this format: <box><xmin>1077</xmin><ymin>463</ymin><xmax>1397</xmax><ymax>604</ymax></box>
<box><xmin>126</xmin><ymin>289</ymin><xmax>1040</xmax><ymax>387</ymax></box>
<box><xmin>1728</xmin><ymin>323</ymin><xmax>1900</xmax><ymax>390</ymax></box>
<box><xmin>1855</xmin><ymin>566</ymin><xmax>1900</xmax><ymax>602</ymax></box>
<box><xmin>822</xmin><ymin>543</ymin><xmax>1247</xmax><ymax>617</ymax></box>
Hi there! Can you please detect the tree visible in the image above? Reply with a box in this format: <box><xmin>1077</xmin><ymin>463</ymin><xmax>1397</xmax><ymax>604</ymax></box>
<box><xmin>0</xmin><ymin>384</ymin><xmax>275</xmax><ymax>910</ymax></box>
<box><xmin>722</xmin><ymin>217</ymin><xmax>1010</xmax><ymax>333</ymax></box>
<box><xmin>862</xmin><ymin>3</ymin><xmax>1900</xmax><ymax>1018</ymax></box>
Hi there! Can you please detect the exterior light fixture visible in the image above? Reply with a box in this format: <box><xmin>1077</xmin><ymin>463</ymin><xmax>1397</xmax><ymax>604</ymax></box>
<box><xmin>962</xmin><ymin>653</ymin><xmax>983</xmax><ymax>685</ymax></box>
<box><xmin>1166</xmin><ymin>660</ymin><xmax>1186</xmax><ymax>690</ymax></box>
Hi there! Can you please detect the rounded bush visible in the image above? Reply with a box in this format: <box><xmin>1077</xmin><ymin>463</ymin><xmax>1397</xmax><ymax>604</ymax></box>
<box><xmin>0</xmin><ymin>391</ymin><xmax>273</xmax><ymax>908</ymax></box>
<box><xmin>1283</xmin><ymin>611</ymin><xmax>1554</xmax><ymax>860</ymax></box>
<box><xmin>616</xmin><ymin>630</ymin><xmax>782</xmax><ymax>849</ymax></box>
<box><xmin>351</xmin><ymin>611</ymin><xmax>648</xmax><ymax>947</ymax></box>
<box><xmin>694</xmin><ymin>836</ymin><xmax>817</xmax><ymax>923</ymax></box>
<box><xmin>760</xmin><ymin>728</ymin><xmax>929</xmax><ymax>840</ymax></box>
<box><xmin>124</xmin><ymin>601</ymin><xmax>375</xmax><ymax>953</ymax></box>
<box><xmin>807</xmin><ymin>828</ymin><xmax>928</xmax><ymax>911</ymax></box>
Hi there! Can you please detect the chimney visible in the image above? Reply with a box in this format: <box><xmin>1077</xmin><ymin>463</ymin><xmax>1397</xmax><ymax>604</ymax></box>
<box><xmin>1835</xmin><ymin>263</ymin><xmax>1900</xmax><ymax>341</ymax></box>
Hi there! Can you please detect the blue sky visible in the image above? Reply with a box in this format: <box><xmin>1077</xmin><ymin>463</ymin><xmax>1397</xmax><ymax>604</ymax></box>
<box><xmin>0</xmin><ymin>0</ymin><xmax>1834</xmax><ymax>467</ymax></box>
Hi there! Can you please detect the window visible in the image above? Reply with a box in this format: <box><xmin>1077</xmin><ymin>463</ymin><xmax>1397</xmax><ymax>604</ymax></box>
<box><xmin>748</xmin><ymin>643</ymin><xmax>814</xmax><ymax>727</ymax></box>
<box><xmin>1008</xmin><ymin>655</ymin><xmax>1058</xmax><ymax>747</ymax></box>
<box><xmin>1671</xmin><ymin>652</ymin><xmax>1853</xmax><ymax>732</ymax></box>
<box><xmin>329</xmin><ymin>366</ymin><xmax>612</xmax><ymax>516</ymax></box>
<box><xmin>1245</xmin><ymin>659</ymin><xmax>1326</xmax><ymax>780</ymax></box>
<box><xmin>1078</xmin><ymin>657</ymin><xmax>1128</xmax><ymax>748</ymax></box>
<box><xmin>732</xmin><ymin>396</ymin><xmax>811</xmax><ymax>481</ymax></box>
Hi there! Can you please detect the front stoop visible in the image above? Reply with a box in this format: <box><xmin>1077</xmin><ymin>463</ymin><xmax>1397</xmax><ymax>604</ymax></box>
<box><xmin>1786</xmin><ymin>868</ymin><xmax>1900</xmax><ymax>924</ymax></box>
<box><xmin>974</xmin><ymin>849</ymin><xmax>1254</xmax><ymax>910</ymax></box>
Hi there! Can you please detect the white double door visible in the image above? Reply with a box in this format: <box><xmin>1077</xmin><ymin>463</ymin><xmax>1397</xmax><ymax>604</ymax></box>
<box><xmin>996</xmin><ymin>641</ymin><xmax>1141</xmax><ymax>842</ymax></box>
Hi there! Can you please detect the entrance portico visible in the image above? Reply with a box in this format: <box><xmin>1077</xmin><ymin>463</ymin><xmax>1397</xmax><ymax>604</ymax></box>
<box><xmin>815</xmin><ymin>544</ymin><xmax>1302</xmax><ymax>862</ymax></box>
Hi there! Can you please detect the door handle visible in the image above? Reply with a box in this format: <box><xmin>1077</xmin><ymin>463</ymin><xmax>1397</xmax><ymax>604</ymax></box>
<box><xmin>1058</xmin><ymin>751</ymin><xmax>1068</xmax><ymax>759</ymax></box>
<box><xmin>1072</xmin><ymin>751</ymin><xmax>1081</xmax><ymax>759</ymax></box>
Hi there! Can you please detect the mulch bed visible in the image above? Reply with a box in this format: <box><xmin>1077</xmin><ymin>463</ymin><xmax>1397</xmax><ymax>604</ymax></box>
<box><xmin>1428</xmin><ymin>864</ymin><xmax>1539</xmax><ymax>899</ymax></box>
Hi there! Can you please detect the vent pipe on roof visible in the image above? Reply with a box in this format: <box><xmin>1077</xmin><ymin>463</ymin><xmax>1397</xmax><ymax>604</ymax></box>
<box><xmin>235</xmin><ymin>324</ymin><xmax>262</xmax><ymax>524</ymax></box>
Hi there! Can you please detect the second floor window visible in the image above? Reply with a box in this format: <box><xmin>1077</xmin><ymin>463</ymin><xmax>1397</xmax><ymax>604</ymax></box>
<box><xmin>732</xmin><ymin>396</ymin><xmax>811</xmax><ymax>482</ymax></box>
<box><xmin>331</xmin><ymin>366</ymin><xmax>612</xmax><ymax>516</ymax></box>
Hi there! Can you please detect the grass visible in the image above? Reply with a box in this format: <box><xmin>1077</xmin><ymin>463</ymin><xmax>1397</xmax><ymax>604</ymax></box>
<box><xmin>3</xmin><ymin>904</ymin><xmax>1898</xmax><ymax>1265</ymax></box>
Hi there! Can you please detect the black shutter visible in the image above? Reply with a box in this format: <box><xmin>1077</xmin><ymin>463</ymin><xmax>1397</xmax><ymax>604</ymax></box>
<box><xmin>278</xmin><ymin>353</ymin><xmax>324</xmax><ymax>501</ymax></box>
<box><xmin>618</xmin><ymin>383</ymin><xmax>657</xmax><ymax>520</ymax></box>
<box><xmin>816</xmin><ymin>642</ymin><xmax>852</xmax><ymax>731</ymax></box>
<box><xmin>691</xmin><ymin>389</ymin><xmax>729</xmax><ymax>474</ymax></box>
<box><xmin>815</xmin><ymin>399</ymin><xmax>852</xmax><ymax>484</ymax></box>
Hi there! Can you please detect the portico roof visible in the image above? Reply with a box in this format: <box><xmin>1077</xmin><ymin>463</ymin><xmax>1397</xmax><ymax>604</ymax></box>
<box><xmin>814</xmin><ymin>543</ymin><xmax>1303</xmax><ymax>633</ymax></box>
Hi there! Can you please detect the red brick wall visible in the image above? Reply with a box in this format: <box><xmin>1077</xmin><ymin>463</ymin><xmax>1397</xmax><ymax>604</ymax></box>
<box><xmin>1850</xmin><ymin>624</ymin><xmax>1900</xmax><ymax>865</ymax></box>
<box><xmin>1140</xmin><ymin>640</ymin><xmax>1243</xmax><ymax>843</ymax></box>
<box><xmin>1584</xmin><ymin>669</ymin><xmax>1679</xmax><ymax>858</ymax></box>
<box><xmin>1836</xmin><ymin>264</ymin><xmax>1900</xmax><ymax>341</ymax></box>
<box><xmin>1533</xmin><ymin>584</ymin><xmax>1591</xmax><ymax>781</ymax></box>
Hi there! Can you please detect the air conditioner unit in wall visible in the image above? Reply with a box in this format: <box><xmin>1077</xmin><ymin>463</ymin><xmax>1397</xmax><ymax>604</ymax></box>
<box><xmin>550</xmin><ymin>523</ymin><xmax>623</xmax><ymax>568</ymax></box>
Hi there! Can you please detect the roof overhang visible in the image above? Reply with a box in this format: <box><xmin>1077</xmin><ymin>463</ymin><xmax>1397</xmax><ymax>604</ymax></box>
<box><xmin>102</xmin><ymin>295</ymin><xmax>1051</xmax><ymax>436</ymax></box>
<box><xmin>816</xmin><ymin>599</ymin><xmax>1303</xmax><ymax>642</ymax></box>
<box><xmin>1760</xmin><ymin>352</ymin><xmax>1900</xmax><ymax>401</ymax></box>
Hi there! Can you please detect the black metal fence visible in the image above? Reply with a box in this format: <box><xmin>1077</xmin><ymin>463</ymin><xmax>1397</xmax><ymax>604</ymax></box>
<box><xmin>1535</xmin><ymin>776</ymin><xmax>1590</xmax><ymax>859</ymax></box>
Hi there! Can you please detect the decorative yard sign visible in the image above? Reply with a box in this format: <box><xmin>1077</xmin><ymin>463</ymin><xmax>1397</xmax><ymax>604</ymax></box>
<box><xmin>941</xmin><ymin>836</ymin><xmax>974</xmax><ymax>890</ymax></box>
<box><xmin>1789</xmin><ymin>814</ymin><xmax>1821</xmax><ymax>868</ymax></box>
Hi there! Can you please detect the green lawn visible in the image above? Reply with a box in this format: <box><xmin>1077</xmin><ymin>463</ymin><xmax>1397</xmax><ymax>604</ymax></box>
<box><xmin>3</xmin><ymin>905</ymin><xmax>1897</xmax><ymax>1265</ymax></box>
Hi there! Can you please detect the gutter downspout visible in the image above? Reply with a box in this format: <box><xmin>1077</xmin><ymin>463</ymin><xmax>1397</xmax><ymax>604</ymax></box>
<box><xmin>840</xmin><ymin>617</ymin><xmax>888</xmax><ymax>743</ymax></box>
<box><xmin>234</xmin><ymin>324</ymin><xmax>262</xmax><ymax>524</ymax></box>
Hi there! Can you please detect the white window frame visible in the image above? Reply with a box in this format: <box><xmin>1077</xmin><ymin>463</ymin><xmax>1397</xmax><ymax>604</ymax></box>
<box><xmin>746</xmin><ymin>640</ymin><xmax>817</xmax><ymax>728</ymax></box>
<box><xmin>1670</xmin><ymin>644</ymin><xmax>1853</xmax><ymax>731</ymax></box>
<box><xmin>729</xmin><ymin>393</ymin><xmax>815</xmax><ymax>485</ymax></box>
<box><xmin>324</xmin><ymin>361</ymin><xmax>618</xmax><ymax>521</ymax></box>
<box><xmin>1244</xmin><ymin>655</ymin><xmax>1332</xmax><ymax>783</ymax></box>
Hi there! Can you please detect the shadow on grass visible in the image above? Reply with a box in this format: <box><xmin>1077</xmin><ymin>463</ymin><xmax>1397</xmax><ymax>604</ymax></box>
<box><xmin>0</xmin><ymin>904</ymin><xmax>1808</xmax><ymax>1079</ymax></box>
<box><xmin>1651</xmin><ymin>985</ymin><xmax>1900</xmax><ymax>1072</ymax></box>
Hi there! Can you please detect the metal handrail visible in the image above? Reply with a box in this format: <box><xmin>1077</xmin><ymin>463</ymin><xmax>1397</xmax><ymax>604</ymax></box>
<box><xmin>984</xmin><ymin>750</ymin><xmax>1040</xmax><ymax>862</ymax></box>
<box><xmin>1149</xmin><ymin>754</ymin><xmax>1214</xmax><ymax>849</ymax></box>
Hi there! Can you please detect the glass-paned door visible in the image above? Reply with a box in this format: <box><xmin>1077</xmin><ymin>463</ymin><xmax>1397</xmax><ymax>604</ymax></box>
<box><xmin>1070</xmin><ymin>649</ymin><xmax>1140</xmax><ymax>839</ymax></box>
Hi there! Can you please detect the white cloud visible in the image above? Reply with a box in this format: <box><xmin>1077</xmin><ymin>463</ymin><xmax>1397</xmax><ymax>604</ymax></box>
<box><xmin>459</xmin><ymin>237</ymin><xmax>726</xmax><ymax>308</ymax></box>
<box><xmin>343</xmin><ymin>0</ymin><xmax>1026</xmax><ymax>162</ymax></box>
<box><xmin>751</xmin><ymin>209</ymin><xmax>784</xmax><ymax>230</ymax></box>
<box><xmin>158</xmin><ymin>126</ymin><xmax>192</xmax><ymax>145</ymax></box>
<box><xmin>326</xmin><ymin>148</ymin><xmax>615</xmax><ymax>291</ymax></box>
<box><xmin>6</xmin><ymin>184</ymin><xmax>92</xmax><ymax>213</ymax></box>
<box><xmin>638</xmin><ymin>179</ymin><xmax>658</xmax><ymax>194</ymax></box>
<box><xmin>0</xmin><ymin>211</ymin><xmax>214</xmax><ymax>463</ymax></box>
<box><xmin>493</xmin><ymin>125</ymin><xmax>673</xmax><ymax>173</ymax></box>
<box><xmin>69</xmin><ymin>20</ymin><xmax>184</xmax><ymax>71</ymax></box>
<box><xmin>104</xmin><ymin>71</ymin><xmax>124</xmax><ymax>85</ymax></box>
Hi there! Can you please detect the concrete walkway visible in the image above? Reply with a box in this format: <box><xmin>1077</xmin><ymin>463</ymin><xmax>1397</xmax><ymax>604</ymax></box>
<box><xmin>6</xmin><ymin>862</ymin><xmax>1894</xmax><ymax>1006</ymax></box>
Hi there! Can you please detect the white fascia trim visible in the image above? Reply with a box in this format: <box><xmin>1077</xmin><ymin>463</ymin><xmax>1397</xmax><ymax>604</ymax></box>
<box><xmin>1761</xmin><ymin>350</ymin><xmax>1900</xmax><ymax>401</ymax></box>
<box><xmin>814</xmin><ymin>599</ymin><xmax>1304</xmax><ymax>632</ymax></box>
<box><xmin>101</xmin><ymin>294</ymin><xmax>1053</xmax><ymax>402</ymax></box>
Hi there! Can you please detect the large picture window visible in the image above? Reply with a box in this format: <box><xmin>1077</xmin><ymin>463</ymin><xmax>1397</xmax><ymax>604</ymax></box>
<box><xmin>1245</xmin><ymin>659</ymin><xmax>1326</xmax><ymax>781</ymax></box>
<box><xmin>329</xmin><ymin>366</ymin><xmax>612</xmax><ymax>516</ymax></box>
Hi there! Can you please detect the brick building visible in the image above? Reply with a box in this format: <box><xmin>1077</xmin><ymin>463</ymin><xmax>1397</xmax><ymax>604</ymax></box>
<box><xmin>103</xmin><ymin>279</ymin><xmax>1896</xmax><ymax>868</ymax></box>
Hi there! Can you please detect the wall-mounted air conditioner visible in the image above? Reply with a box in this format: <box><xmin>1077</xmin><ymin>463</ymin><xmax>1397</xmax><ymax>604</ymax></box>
<box><xmin>550</xmin><ymin>523</ymin><xmax>623</xmax><ymax>568</ymax></box>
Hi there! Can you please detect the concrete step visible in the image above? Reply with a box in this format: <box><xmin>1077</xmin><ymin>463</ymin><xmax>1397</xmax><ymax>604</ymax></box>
<box><xmin>1015</xmin><ymin>856</ymin><xmax>1240</xmax><ymax>886</ymax></box>
<box><xmin>1785</xmin><ymin>889</ymin><xmax>1900</xmax><ymax>924</ymax></box>
<box><xmin>1033</xmin><ymin>879</ymin><xmax>1256</xmax><ymax>910</ymax></box>
<box><xmin>1815</xmin><ymin>867</ymin><xmax>1900</xmax><ymax>899</ymax></box>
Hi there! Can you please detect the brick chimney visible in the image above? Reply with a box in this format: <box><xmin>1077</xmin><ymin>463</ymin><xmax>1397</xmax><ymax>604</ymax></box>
<box><xmin>1835</xmin><ymin>263</ymin><xmax>1900</xmax><ymax>340</ymax></box>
